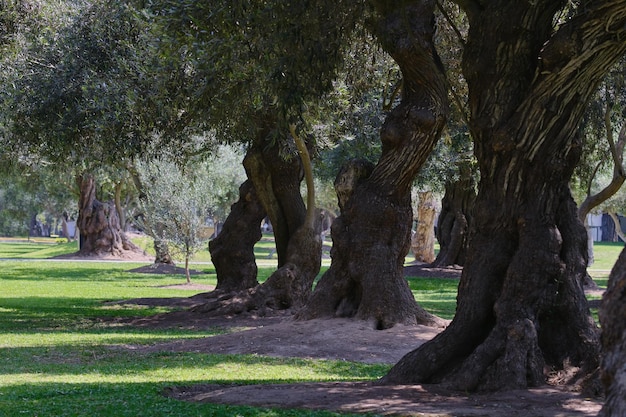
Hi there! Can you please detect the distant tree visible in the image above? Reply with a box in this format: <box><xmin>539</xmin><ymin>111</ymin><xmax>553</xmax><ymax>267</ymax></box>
<box><xmin>3</xmin><ymin>0</ymin><xmax>192</xmax><ymax>257</ymax></box>
<box><xmin>0</xmin><ymin>163</ymin><xmax>75</xmax><ymax>237</ymax></box>
<box><xmin>3</xmin><ymin>1</ymin><xmax>135</xmax><ymax>255</ymax></box>
<box><xmin>411</xmin><ymin>190</ymin><xmax>437</xmax><ymax>263</ymax></box>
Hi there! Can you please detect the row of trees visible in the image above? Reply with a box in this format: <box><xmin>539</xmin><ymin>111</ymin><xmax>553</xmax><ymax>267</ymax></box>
<box><xmin>2</xmin><ymin>0</ymin><xmax>626</xmax><ymax>414</ymax></box>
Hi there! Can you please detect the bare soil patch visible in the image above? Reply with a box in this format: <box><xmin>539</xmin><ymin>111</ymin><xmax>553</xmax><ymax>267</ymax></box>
<box><xmin>53</xmin><ymin>250</ymin><xmax>154</xmax><ymax>262</ymax></box>
<box><xmin>165</xmin><ymin>382</ymin><xmax>601</xmax><ymax>417</ymax></box>
<box><xmin>104</xmin><ymin>264</ymin><xmax>603</xmax><ymax>416</ymax></box>
<box><xmin>128</xmin><ymin>263</ymin><xmax>207</xmax><ymax>276</ymax></box>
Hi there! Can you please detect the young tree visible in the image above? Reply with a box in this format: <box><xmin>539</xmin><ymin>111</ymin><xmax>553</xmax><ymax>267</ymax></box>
<box><xmin>135</xmin><ymin>158</ymin><xmax>214</xmax><ymax>282</ymax></box>
<box><xmin>382</xmin><ymin>0</ymin><xmax>626</xmax><ymax>392</ymax></box>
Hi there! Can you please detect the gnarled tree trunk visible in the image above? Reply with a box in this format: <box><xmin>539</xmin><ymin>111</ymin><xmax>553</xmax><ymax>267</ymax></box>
<box><xmin>382</xmin><ymin>0</ymin><xmax>626</xmax><ymax>392</ymax></box>
<box><xmin>76</xmin><ymin>174</ymin><xmax>143</xmax><ymax>257</ymax></box>
<box><xmin>193</xmin><ymin>127</ymin><xmax>321</xmax><ymax>316</ymax></box>
<box><xmin>599</xmin><ymin>247</ymin><xmax>626</xmax><ymax>416</ymax></box>
<box><xmin>297</xmin><ymin>0</ymin><xmax>448</xmax><ymax>329</ymax></box>
<box><xmin>209</xmin><ymin>179</ymin><xmax>266</xmax><ymax>292</ymax></box>
<box><xmin>244</xmin><ymin>139</ymin><xmax>306</xmax><ymax>268</ymax></box>
<box><xmin>206</xmin><ymin>132</ymin><xmax>307</xmax><ymax>294</ymax></box>
<box><xmin>153</xmin><ymin>240</ymin><xmax>174</xmax><ymax>265</ymax></box>
<box><xmin>411</xmin><ymin>190</ymin><xmax>436</xmax><ymax>263</ymax></box>
<box><xmin>432</xmin><ymin>166</ymin><xmax>475</xmax><ymax>267</ymax></box>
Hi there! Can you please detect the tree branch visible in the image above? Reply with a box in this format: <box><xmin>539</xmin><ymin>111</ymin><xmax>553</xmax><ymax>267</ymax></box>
<box><xmin>289</xmin><ymin>124</ymin><xmax>316</xmax><ymax>230</ymax></box>
<box><xmin>538</xmin><ymin>1</ymin><xmax>626</xmax><ymax>79</ymax></box>
<box><xmin>608</xmin><ymin>212</ymin><xmax>626</xmax><ymax>243</ymax></box>
<box><xmin>578</xmin><ymin>116</ymin><xmax>626</xmax><ymax>222</ymax></box>
<box><xmin>436</xmin><ymin>1</ymin><xmax>466</xmax><ymax>46</ymax></box>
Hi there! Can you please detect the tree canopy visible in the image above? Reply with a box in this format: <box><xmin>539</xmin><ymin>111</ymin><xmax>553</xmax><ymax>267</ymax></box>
<box><xmin>3</xmin><ymin>0</ymin><xmax>626</xmax><ymax>404</ymax></box>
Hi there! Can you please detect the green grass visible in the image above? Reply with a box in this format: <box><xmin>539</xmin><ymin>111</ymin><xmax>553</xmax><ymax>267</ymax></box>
<box><xmin>0</xmin><ymin>234</ymin><xmax>285</xmax><ymax>265</ymax></box>
<box><xmin>0</xmin><ymin>261</ymin><xmax>389</xmax><ymax>416</ymax></box>
<box><xmin>0</xmin><ymin>238</ymin><xmax>620</xmax><ymax>416</ymax></box>
<box><xmin>589</xmin><ymin>241</ymin><xmax>624</xmax><ymax>271</ymax></box>
<box><xmin>0</xmin><ymin>238</ymin><xmax>79</xmax><ymax>258</ymax></box>
<box><xmin>407</xmin><ymin>277</ymin><xmax>459</xmax><ymax>320</ymax></box>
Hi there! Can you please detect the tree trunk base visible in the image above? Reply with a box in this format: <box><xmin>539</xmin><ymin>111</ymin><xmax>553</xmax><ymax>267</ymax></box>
<box><xmin>599</xmin><ymin>248</ymin><xmax>626</xmax><ymax>416</ymax></box>
<box><xmin>193</xmin><ymin>222</ymin><xmax>322</xmax><ymax>317</ymax></box>
<box><xmin>297</xmin><ymin>163</ymin><xmax>446</xmax><ymax>330</ymax></box>
<box><xmin>381</xmin><ymin>194</ymin><xmax>600</xmax><ymax>393</ymax></box>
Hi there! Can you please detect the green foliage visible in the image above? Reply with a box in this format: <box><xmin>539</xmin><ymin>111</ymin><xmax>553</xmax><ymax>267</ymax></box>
<box><xmin>150</xmin><ymin>0</ymin><xmax>366</xmax><ymax>144</ymax></box>
<box><xmin>4</xmin><ymin>0</ymin><xmax>191</xmax><ymax>169</ymax></box>
<box><xmin>203</xmin><ymin>144</ymin><xmax>248</xmax><ymax>222</ymax></box>
<box><xmin>8</xmin><ymin>1</ymin><xmax>142</xmax><ymax>166</ymax></box>
<box><xmin>135</xmin><ymin>157</ymin><xmax>214</xmax><ymax>274</ymax></box>
<box><xmin>0</xmin><ymin>164</ymin><xmax>75</xmax><ymax>236</ymax></box>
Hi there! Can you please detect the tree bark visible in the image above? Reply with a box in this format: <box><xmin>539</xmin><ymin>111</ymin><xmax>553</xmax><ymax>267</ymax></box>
<box><xmin>411</xmin><ymin>191</ymin><xmax>436</xmax><ymax>263</ymax></box>
<box><xmin>599</xmin><ymin>247</ymin><xmax>626</xmax><ymax>416</ymax></box>
<box><xmin>153</xmin><ymin>239</ymin><xmax>174</xmax><ymax>265</ymax></box>
<box><xmin>193</xmin><ymin>128</ymin><xmax>321</xmax><ymax>315</ymax></box>
<box><xmin>432</xmin><ymin>169</ymin><xmax>476</xmax><ymax>267</ymax></box>
<box><xmin>209</xmin><ymin>179</ymin><xmax>266</xmax><ymax>292</ymax></box>
<box><xmin>244</xmin><ymin>141</ymin><xmax>306</xmax><ymax>268</ymax></box>
<box><xmin>76</xmin><ymin>174</ymin><xmax>143</xmax><ymax>257</ymax></box>
<box><xmin>382</xmin><ymin>0</ymin><xmax>626</xmax><ymax>391</ymax></box>
<box><xmin>297</xmin><ymin>0</ymin><xmax>448</xmax><ymax>329</ymax></box>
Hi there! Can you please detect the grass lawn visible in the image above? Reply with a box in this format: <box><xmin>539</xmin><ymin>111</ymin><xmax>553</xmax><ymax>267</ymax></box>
<box><xmin>0</xmin><ymin>239</ymin><xmax>620</xmax><ymax>416</ymax></box>
<box><xmin>0</xmin><ymin>260</ymin><xmax>392</xmax><ymax>416</ymax></box>
<box><xmin>0</xmin><ymin>234</ymin><xmax>306</xmax><ymax>267</ymax></box>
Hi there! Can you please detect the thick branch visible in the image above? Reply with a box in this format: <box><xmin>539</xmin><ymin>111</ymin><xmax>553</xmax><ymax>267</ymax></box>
<box><xmin>290</xmin><ymin>124</ymin><xmax>316</xmax><ymax>230</ymax></box>
<box><xmin>538</xmin><ymin>1</ymin><xmax>626</xmax><ymax>82</ymax></box>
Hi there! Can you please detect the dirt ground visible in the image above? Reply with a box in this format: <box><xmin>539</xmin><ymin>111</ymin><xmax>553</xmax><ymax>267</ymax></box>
<box><xmin>99</xmin><ymin>261</ymin><xmax>605</xmax><ymax>417</ymax></box>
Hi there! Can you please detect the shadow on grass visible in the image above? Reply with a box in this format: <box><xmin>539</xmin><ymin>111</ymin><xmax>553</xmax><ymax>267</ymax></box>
<box><xmin>0</xmin><ymin>346</ymin><xmax>383</xmax><ymax>417</ymax></box>
<box><xmin>0</xmin><ymin>380</ymin><xmax>360</xmax><ymax>417</ymax></box>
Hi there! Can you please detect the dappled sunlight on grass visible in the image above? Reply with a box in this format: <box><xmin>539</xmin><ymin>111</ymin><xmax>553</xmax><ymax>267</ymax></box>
<box><xmin>588</xmin><ymin>241</ymin><xmax>624</xmax><ymax>271</ymax></box>
<box><xmin>0</xmin><ymin>239</ymin><xmax>616</xmax><ymax>416</ymax></box>
<box><xmin>0</xmin><ymin>239</ymin><xmax>78</xmax><ymax>258</ymax></box>
<box><xmin>0</xmin><ymin>259</ymin><xmax>384</xmax><ymax>416</ymax></box>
